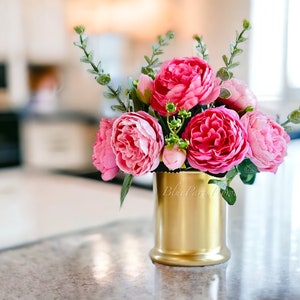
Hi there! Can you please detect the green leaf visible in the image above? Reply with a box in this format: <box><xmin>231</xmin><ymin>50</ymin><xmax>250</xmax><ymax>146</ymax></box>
<box><xmin>226</xmin><ymin>167</ymin><xmax>238</xmax><ymax>180</ymax></box>
<box><xmin>103</xmin><ymin>91</ymin><xmax>117</xmax><ymax>99</ymax></box>
<box><xmin>87</xmin><ymin>69</ymin><xmax>98</xmax><ymax>75</ymax></box>
<box><xmin>216</xmin><ymin>67</ymin><xmax>232</xmax><ymax>81</ymax></box>
<box><xmin>120</xmin><ymin>174</ymin><xmax>133</xmax><ymax>207</ymax></box>
<box><xmin>240</xmin><ymin>173</ymin><xmax>256</xmax><ymax>185</ymax></box>
<box><xmin>87</xmin><ymin>52</ymin><xmax>93</xmax><ymax>61</ymax></box>
<box><xmin>221</xmin><ymin>186</ymin><xmax>236</xmax><ymax>205</ymax></box>
<box><xmin>237</xmin><ymin>36</ymin><xmax>247</xmax><ymax>43</ymax></box>
<box><xmin>80</xmin><ymin>56</ymin><xmax>90</xmax><ymax>63</ymax></box>
<box><xmin>228</xmin><ymin>62</ymin><xmax>240</xmax><ymax>69</ymax></box>
<box><xmin>232</xmin><ymin>48</ymin><xmax>243</xmax><ymax>57</ymax></box>
<box><xmin>288</xmin><ymin>109</ymin><xmax>300</xmax><ymax>124</ymax></box>
<box><xmin>237</xmin><ymin>158</ymin><xmax>259</xmax><ymax>175</ymax></box>
<box><xmin>166</xmin><ymin>30</ymin><xmax>175</xmax><ymax>40</ymax></box>
<box><xmin>111</xmin><ymin>104</ymin><xmax>126</xmax><ymax>112</ymax></box>
<box><xmin>74</xmin><ymin>26</ymin><xmax>85</xmax><ymax>34</ymax></box>
<box><xmin>243</xmin><ymin>19</ymin><xmax>251</xmax><ymax>30</ymax></box>
<box><xmin>82</xmin><ymin>37</ymin><xmax>88</xmax><ymax>48</ymax></box>
<box><xmin>73</xmin><ymin>41</ymin><xmax>82</xmax><ymax>48</ymax></box>
<box><xmin>222</xmin><ymin>55</ymin><xmax>229</xmax><ymax>65</ymax></box>
<box><xmin>144</xmin><ymin>55</ymin><xmax>151</xmax><ymax>64</ymax></box>
<box><xmin>219</xmin><ymin>87</ymin><xmax>231</xmax><ymax>99</ymax></box>
<box><xmin>96</xmin><ymin>74</ymin><xmax>111</xmax><ymax>85</ymax></box>
<box><xmin>208</xmin><ymin>179</ymin><xmax>227</xmax><ymax>190</ymax></box>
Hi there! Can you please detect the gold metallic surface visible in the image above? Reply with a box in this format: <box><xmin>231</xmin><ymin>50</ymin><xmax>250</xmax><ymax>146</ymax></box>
<box><xmin>150</xmin><ymin>171</ymin><xmax>230</xmax><ymax>266</ymax></box>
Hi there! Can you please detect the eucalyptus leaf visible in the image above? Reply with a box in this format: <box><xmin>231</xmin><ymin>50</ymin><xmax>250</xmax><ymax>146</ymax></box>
<box><xmin>103</xmin><ymin>91</ymin><xmax>117</xmax><ymax>99</ymax></box>
<box><xmin>228</xmin><ymin>62</ymin><xmax>240</xmax><ymax>69</ymax></box>
<box><xmin>219</xmin><ymin>87</ymin><xmax>231</xmax><ymax>99</ymax></box>
<box><xmin>88</xmin><ymin>52</ymin><xmax>93</xmax><ymax>61</ymax></box>
<box><xmin>232</xmin><ymin>48</ymin><xmax>243</xmax><ymax>57</ymax></box>
<box><xmin>80</xmin><ymin>56</ymin><xmax>90</xmax><ymax>63</ymax></box>
<box><xmin>120</xmin><ymin>174</ymin><xmax>134</xmax><ymax>207</ymax></box>
<box><xmin>144</xmin><ymin>56</ymin><xmax>151</xmax><ymax>64</ymax></box>
<box><xmin>110</xmin><ymin>105</ymin><xmax>125</xmax><ymax>112</ymax></box>
<box><xmin>288</xmin><ymin>109</ymin><xmax>300</xmax><ymax>124</ymax></box>
<box><xmin>243</xmin><ymin>19</ymin><xmax>251</xmax><ymax>30</ymax></box>
<box><xmin>87</xmin><ymin>69</ymin><xmax>98</xmax><ymax>75</ymax></box>
<box><xmin>216</xmin><ymin>67</ymin><xmax>232</xmax><ymax>81</ymax></box>
<box><xmin>74</xmin><ymin>26</ymin><xmax>85</xmax><ymax>34</ymax></box>
<box><xmin>82</xmin><ymin>38</ymin><xmax>88</xmax><ymax>48</ymax></box>
<box><xmin>96</xmin><ymin>74</ymin><xmax>111</xmax><ymax>85</ymax></box>
<box><xmin>222</xmin><ymin>55</ymin><xmax>228</xmax><ymax>65</ymax></box>
<box><xmin>73</xmin><ymin>41</ymin><xmax>82</xmax><ymax>48</ymax></box>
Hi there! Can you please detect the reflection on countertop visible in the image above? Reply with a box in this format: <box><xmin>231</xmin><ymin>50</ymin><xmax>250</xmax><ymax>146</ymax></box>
<box><xmin>0</xmin><ymin>139</ymin><xmax>299</xmax><ymax>299</ymax></box>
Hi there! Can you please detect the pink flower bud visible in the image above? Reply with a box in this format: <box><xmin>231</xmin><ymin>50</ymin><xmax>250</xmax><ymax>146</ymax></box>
<box><xmin>162</xmin><ymin>144</ymin><xmax>186</xmax><ymax>170</ymax></box>
<box><xmin>137</xmin><ymin>74</ymin><xmax>153</xmax><ymax>104</ymax></box>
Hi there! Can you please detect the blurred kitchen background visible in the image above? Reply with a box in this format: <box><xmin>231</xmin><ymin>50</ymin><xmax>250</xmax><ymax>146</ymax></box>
<box><xmin>0</xmin><ymin>0</ymin><xmax>299</xmax><ymax>179</ymax></box>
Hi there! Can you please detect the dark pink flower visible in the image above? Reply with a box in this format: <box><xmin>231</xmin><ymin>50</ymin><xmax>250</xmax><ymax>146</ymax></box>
<box><xmin>111</xmin><ymin>111</ymin><xmax>164</xmax><ymax>176</ymax></box>
<box><xmin>219</xmin><ymin>78</ymin><xmax>258</xmax><ymax>112</ymax></box>
<box><xmin>92</xmin><ymin>118</ymin><xmax>119</xmax><ymax>181</ymax></box>
<box><xmin>182</xmin><ymin>107</ymin><xmax>249</xmax><ymax>174</ymax></box>
<box><xmin>150</xmin><ymin>57</ymin><xmax>221</xmax><ymax>116</ymax></box>
<box><xmin>241</xmin><ymin>111</ymin><xmax>290</xmax><ymax>173</ymax></box>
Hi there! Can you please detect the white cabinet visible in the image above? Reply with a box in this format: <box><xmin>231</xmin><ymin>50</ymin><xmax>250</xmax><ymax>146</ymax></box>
<box><xmin>22</xmin><ymin>0</ymin><xmax>67</xmax><ymax>62</ymax></box>
<box><xmin>21</xmin><ymin>117</ymin><xmax>98</xmax><ymax>172</ymax></box>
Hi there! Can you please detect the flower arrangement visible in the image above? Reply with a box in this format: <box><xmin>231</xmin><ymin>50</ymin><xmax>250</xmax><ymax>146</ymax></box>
<box><xmin>74</xmin><ymin>20</ymin><xmax>300</xmax><ymax>206</ymax></box>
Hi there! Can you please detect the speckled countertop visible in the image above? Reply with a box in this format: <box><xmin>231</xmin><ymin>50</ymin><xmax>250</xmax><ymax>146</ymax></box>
<box><xmin>0</xmin><ymin>140</ymin><xmax>299</xmax><ymax>300</ymax></box>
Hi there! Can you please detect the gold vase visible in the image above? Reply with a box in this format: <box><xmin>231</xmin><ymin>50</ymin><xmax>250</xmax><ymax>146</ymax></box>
<box><xmin>149</xmin><ymin>171</ymin><xmax>230</xmax><ymax>266</ymax></box>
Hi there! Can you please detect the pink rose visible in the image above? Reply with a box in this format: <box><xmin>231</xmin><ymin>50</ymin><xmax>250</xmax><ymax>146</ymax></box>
<box><xmin>92</xmin><ymin>118</ymin><xmax>119</xmax><ymax>181</ymax></box>
<box><xmin>136</xmin><ymin>73</ymin><xmax>154</xmax><ymax>104</ymax></box>
<box><xmin>111</xmin><ymin>111</ymin><xmax>164</xmax><ymax>176</ymax></box>
<box><xmin>150</xmin><ymin>57</ymin><xmax>221</xmax><ymax>116</ymax></box>
<box><xmin>219</xmin><ymin>78</ymin><xmax>257</xmax><ymax>112</ymax></box>
<box><xmin>241</xmin><ymin>111</ymin><xmax>290</xmax><ymax>173</ymax></box>
<box><xmin>162</xmin><ymin>144</ymin><xmax>186</xmax><ymax>170</ymax></box>
<box><xmin>182</xmin><ymin>107</ymin><xmax>249</xmax><ymax>174</ymax></box>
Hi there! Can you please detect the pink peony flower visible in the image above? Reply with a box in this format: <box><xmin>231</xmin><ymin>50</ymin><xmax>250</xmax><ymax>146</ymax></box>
<box><xmin>182</xmin><ymin>107</ymin><xmax>249</xmax><ymax>174</ymax></box>
<box><xmin>162</xmin><ymin>144</ymin><xmax>186</xmax><ymax>170</ymax></box>
<box><xmin>241</xmin><ymin>111</ymin><xmax>290</xmax><ymax>173</ymax></box>
<box><xmin>150</xmin><ymin>57</ymin><xmax>221</xmax><ymax>116</ymax></box>
<box><xmin>136</xmin><ymin>73</ymin><xmax>154</xmax><ymax>104</ymax></box>
<box><xmin>111</xmin><ymin>111</ymin><xmax>164</xmax><ymax>176</ymax></box>
<box><xmin>219</xmin><ymin>78</ymin><xmax>258</xmax><ymax>112</ymax></box>
<box><xmin>93</xmin><ymin>118</ymin><xmax>119</xmax><ymax>181</ymax></box>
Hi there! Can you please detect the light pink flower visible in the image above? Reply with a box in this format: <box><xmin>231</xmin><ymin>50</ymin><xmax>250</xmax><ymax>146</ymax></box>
<box><xmin>241</xmin><ymin>111</ymin><xmax>290</xmax><ymax>173</ymax></box>
<box><xmin>162</xmin><ymin>144</ymin><xmax>186</xmax><ymax>170</ymax></box>
<box><xmin>111</xmin><ymin>111</ymin><xmax>164</xmax><ymax>176</ymax></box>
<box><xmin>136</xmin><ymin>74</ymin><xmax>154</xmax><ymax>104</ymax></box>
<box><xmin>219</xmin><ymin>78</ymin><xmax>257</xmax><ymax>112</ymax></box>
<box><xmin>150</xmin><ymin>57</ymin><xmax>221</xmax><ymax>116</ymax></box>
<box><xmin>92</xmin><ymin>118</ymin><xmax>119</xmax><ymax>181</ymax></box>
<box><xmin>182</xmin><ymin>107</ymin><xmax>249</xmax><ymax>174</ymax></box>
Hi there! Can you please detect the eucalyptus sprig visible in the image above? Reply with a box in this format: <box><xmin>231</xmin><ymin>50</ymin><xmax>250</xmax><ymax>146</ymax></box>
<box><xmin>142</xmin><ymin>31</ymin><xmax>175</xmax><ymax>78</ymax></box>
<box><xmin>280</xmin><ymin>107</ymin><xmax>300</xmax><ymax>130</ymax></box>
<box><xmin>73</xmin><ymin>26</ymin><xmax>128</xmax><ymax>112</ymax></box>
<box><xmin>193</xmin><ymin>35</ymin><xmax>209</xmax><ymax>61</ymax></box>
<box><xmin>217</xmin><ymin>19</ymin><xmax>251</xmax><ymax>81</ymax></box>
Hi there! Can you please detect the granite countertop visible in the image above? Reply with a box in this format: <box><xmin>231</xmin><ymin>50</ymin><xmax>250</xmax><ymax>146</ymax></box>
<box><xmin>0</xmin><ymin>139</ymin><xmax>299</xmax><ymax>300</ymax></box>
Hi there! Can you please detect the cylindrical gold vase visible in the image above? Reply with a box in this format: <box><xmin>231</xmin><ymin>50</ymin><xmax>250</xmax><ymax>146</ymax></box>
<box><xmin>149</xmin><ymin>171</ymin><xmax>230</xmax><ymax>266</ymax></box>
